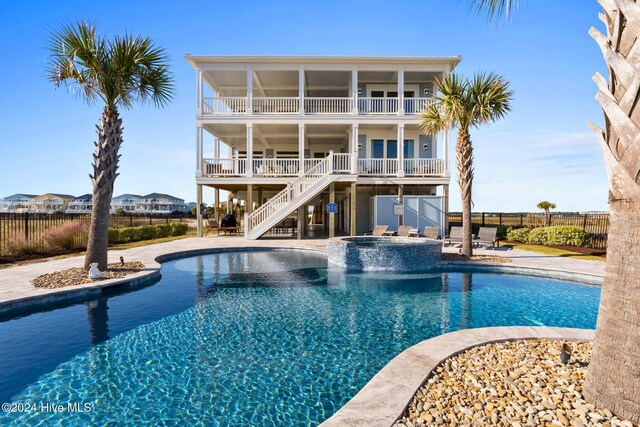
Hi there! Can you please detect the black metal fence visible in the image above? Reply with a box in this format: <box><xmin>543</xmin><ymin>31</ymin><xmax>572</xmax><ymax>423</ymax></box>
<box><xmin>0</xmin><ymin>213</ymin><xmax>192</xmax><ymax>256</ymax></box>
<box><xmin>447</xmin><ymin>212</ymin><xmax>609</xmax><ymax>250</ymax></box>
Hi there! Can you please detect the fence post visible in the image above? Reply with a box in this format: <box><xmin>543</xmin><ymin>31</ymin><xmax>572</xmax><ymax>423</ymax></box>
<box><xmin>129</xmin><ymin>215</ymin><xmax>133</xmax><ymax>227</ymax></box>
<box><xmin>482</xmin><ymin>212</ymin><xmax>486</xmax><ymax>227</ymax></box>
<box><xmin>166</xmin><ymin>216</ymin><xmax>169</xmax><ymax>224</ymax></box>
<box><xmin>583</xmin><ymin>214</ymin><xmax>588</xmax><ymax>229</ymax></box>
<box><xmin>149</xmin><ymin>216</ymin><xmax>152</xmax><ymax>225</ymax></box>
<box><xmin>499</xmin><ymin>213</ymin><xmax>502</xmax><ymax>226</ymax></box>
<box><xmin>548</xmin><ymin>213</ymin><xmax>552</xmax><ymax>227</ymax></box>
<box><xmin>24</xmin><ymin>212</ymin><xmax>29</xmax><ymax>240</ymax></box>
<box><xmin>520</xmin><ymin>213</ymin><xmax>523</xmax><ymax>227</ymax></box>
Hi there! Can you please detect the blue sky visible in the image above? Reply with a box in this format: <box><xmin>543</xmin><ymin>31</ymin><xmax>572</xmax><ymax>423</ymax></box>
<box><xmin>0</xmin><ymin>0</ymin><xmax>607</xmax><ymax>212</ymax></box>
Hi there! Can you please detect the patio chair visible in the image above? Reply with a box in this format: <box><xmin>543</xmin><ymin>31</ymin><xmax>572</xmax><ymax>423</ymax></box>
<box><xmin>475</xmin><ymin>227</ymin><xmax>499</xmax><ymax>249</ymax></box>
<box><xmin>422</xmin><ymin>226</ymin><xmax>440</xmax><ymax>240</ymax></box>
<box><xmin>445</xmin><ymin>226</ymin><xmax>464</xmax><ymax>246</ymax></box>
<box><xmin>397</xmin><ymin>225</ymin><xmax>412</xmax><ymax>237</ymax></box>
<box><xmin>365</xmin><ymin>225</ymin><xmax>388</xmax><ymax>236</ymax></box>
<box><xmin>205</xmin><ymin>219</ymin><xmax>220</xmax><ymax>235</ymax></box>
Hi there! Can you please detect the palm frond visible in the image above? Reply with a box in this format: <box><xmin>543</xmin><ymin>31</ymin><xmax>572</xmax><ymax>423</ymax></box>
<box><xmin>468</xmin><ymin>72</ymin><xmax>513</xmax><ymax>128</ymax></box>
<box><xmin>470</xmin><ymin>0</ymin><xmax>520</xmax><ymax>22</ymax></box>
<box><xmin>46</xmin><ymin>21</ymin><xmax>174</xmax><ymax>109</ymax></box>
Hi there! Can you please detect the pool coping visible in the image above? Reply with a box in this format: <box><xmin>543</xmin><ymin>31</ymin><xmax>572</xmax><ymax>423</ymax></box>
<box><xmin>0</xmin><ymin>246</ymin><xmax>604</xmax><ymax>317</ymax></box>
<box><xmin>319</xmin><ymin>326</ymin><xmax>596</xmax><ymax>427</ymax></box>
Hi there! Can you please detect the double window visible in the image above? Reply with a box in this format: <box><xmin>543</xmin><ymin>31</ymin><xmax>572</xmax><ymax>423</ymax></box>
<box><xmin>370</xmin><ymin>139</ymin><xmax>415</xmax><ymax>158</ymax></box>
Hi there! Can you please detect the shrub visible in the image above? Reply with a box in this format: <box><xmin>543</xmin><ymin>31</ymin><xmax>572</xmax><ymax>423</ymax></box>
<box><xmin>527</xmin><ymin>227</ymin><xmax>548</xmax><ymax>245</ymax></box>
<box><xmin>139</xmin><ymin>225</ymin><xmax>157</xmax><ymax>240</ymax></box>
<box><xmin>119</xmin><ymin>227</ymin><xmax>143</xmax><ymax>243</ymax></box>
<box><xmin>545</xmin><ymin>226</ymin><xmax>589</xmax><ymax>247</ymax></box>
<box><xmin>6</xmin><ymin>236</ymin><xmax>41</xmax><ymax>255</ymax></box>
<box><xmin>43</xmin><ymin>222</ymin><xmax>86</xmax><ymax>251</ymax></box>
<box><xmin>496</xmin><ymin>225</ymin><xmax>509</xmax><ymax>240</ymax></box>
<box><xmin>108</xmin><ymin>228</ymin><xmax>122</xmax><ymax>244</ymax></box>
<box><xmin>170</xmin><ymin>222</ymin><xmax>188</xmax><ymax>236</ymax></box>
<box><xmin>507</xmin><ymin>227</ymin><xmax>531</xmax><ymax>243</ymax></box>
<box><xmin>156</xmin><ymin>223</ymin><xmax>172</xmax><ymax>238</ymax></box>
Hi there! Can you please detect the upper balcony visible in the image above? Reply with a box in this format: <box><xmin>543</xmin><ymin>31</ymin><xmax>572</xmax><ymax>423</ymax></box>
<box><xmin>201</xmin><ymin>96</ymin><xmax>435</xmax><ymax>117</ymax></box>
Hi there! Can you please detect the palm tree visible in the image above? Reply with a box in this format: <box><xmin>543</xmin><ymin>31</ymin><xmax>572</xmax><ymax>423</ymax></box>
<box><xmin>536</xmin><ymin>200</ymin><xmax>556</xmax><ymax>225</ymax></box>
<box><xmin>473</xmin><ymin>0</ymin><xmax>640</xmax><ymax>421</ymax></box>
<box><xmin>420</xmin><ymin>73</ymin><xmax>513</xmax><ymax>257</ymax></box>
<box><xmin>47</xmin><ymin>22</ymin><xmax>174</xmax><ymax>270</ymax></box>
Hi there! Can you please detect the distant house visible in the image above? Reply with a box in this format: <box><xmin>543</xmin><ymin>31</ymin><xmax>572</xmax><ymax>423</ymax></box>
<box><xmin>66</xmin><ymin>194</ymin><xmax>93</xmax><ymax>214</ymax></box>
<box><xmin>1</xmin><ymin>194</ymin><xmax>38</xmax><ymax>212</ymax></box>
<box><xmin>32</xmin><ymin>193</ymin><xmax>75</xmax><ymax>213</ymax></box>
<box><xmin>138</xmin><ymin>193</ymin><xmax>190</xmax><ymax>214</ymax></box>
<box><xmin>111</xmin><ymin>194</ymin><xmax>142</xmax><ymax>213</ymax></box>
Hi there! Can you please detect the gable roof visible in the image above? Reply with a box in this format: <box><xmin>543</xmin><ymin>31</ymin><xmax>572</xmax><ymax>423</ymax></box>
<box><xmin>34</xmin><ymin>193</ymin><xmax>76</xmax><ymax>200</ymax></box>
<box><xmin>142</xmin><ymin>193</ymin><xmax>184</xmax><ymax>201</ymax></box>
<box><xmin>73</xmin><ymin>194</ymin><xmax>92</xmax><ymax>201</ymax></box>
<box><xmin>112</xmin><ymin>193</ymin><xmax>142</xmax><ymax>200</ymax></box>
<box><xmin>3</xmin><ymin>193</ymin><xmax>38</xmax><ymax>200</ymax></box>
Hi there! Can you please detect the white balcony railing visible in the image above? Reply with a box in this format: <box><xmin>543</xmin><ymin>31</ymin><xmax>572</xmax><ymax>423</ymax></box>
<box><xmin>403</xmin><ymin>158</ymin><xmax>445</xmax><ymax>176</ymax></box>
<box><xmin>357</xmin><ymin>97</ymin><xmax>399</xmax><ymax>114</ymax></box>
<box><xmin>252</xmin><ymin>97</ymin><xmax>299</xmax><ymax>114</ymax></box>
<box><xmin>201</xmin><ymin>156</ymin><xmax>445</xmax><ymax>178</ymax></box>
<box><xmin>358</xmin><ymin>158</ymin><xmax>399</xmax><ymax>176</ymax></box>
<box><xmin>304</xmin><ymin>97</ymin><xmax>353</xmax><ymax>114</ymax></box>
<box><xmin>201</xmin><ymin>96</ymin><xmax>435</xmax><ymax>116</ymax></box>
<box><xmin>404</xmin><ymin>98</ymin><xmax>436</xmax><ymax>115</ymax></box>
<box><xmin>332</xmin><ymin>153</ymin><xmax>352</xmax><ymax>173</ymax></box>
<box><xmin>202</xmin><ymin>97</ymin><xmax>247</xmax><ymax>115</ymax></box>
<box><xmin>253</xmin><ymin>159</ymin><xmax>299</xmax><ymax>176</ymax></box>
<box><xmin>202</xmin><ymin>159</ymin><xmax>248</xmax><ymax>177</ymax></box>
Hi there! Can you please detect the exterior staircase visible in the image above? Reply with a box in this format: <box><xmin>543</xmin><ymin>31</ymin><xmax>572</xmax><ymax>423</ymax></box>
<box><xmin>244</xmin><ymin>152</ymin><xmax>348</xmax><ymax>239</ymax></box>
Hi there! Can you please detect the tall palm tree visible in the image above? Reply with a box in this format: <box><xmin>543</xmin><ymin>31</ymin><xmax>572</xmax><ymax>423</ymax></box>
<box><xmin>473</xmin><ymin>0</ymin><xmax>640</xmax><ymax>421</ymax></box>
<box><xmin>420</xmin><ymin>73</ymin><xmax>513</xmax><ymax>256</ymax></box>
<box><xmin>47</xmin><ymin>22</ymin><xmax>174</xmax><ymax>270</ymax></box>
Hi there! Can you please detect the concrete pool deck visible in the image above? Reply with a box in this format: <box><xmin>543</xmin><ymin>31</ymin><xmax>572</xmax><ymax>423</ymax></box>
<box><xmin>0</xmin><ymin>236</ymin><xmax>605</xmax><ymax>315</ymax></box>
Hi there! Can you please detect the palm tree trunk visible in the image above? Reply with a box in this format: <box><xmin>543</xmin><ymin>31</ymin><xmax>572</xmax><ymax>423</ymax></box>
<box><xmin>456</xmin><ymin>128</ymin><xmax>474</xmax><ymax>256</ymax></box>
<box><xmin>84</xmin><ymin>105</ymin><xmax>122</xmax><ymax>270</ymax></box>
<box><xmin>584</xmin><ymin>0</ymin><xmax>640</xmax><ymax>421</ymax></box>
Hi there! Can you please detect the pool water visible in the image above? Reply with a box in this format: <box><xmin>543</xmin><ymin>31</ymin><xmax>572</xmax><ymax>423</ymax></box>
<box><xmin>0</xmin><ymin>250</ymin><xmax>600</xmax><ymax>426</ymax></box>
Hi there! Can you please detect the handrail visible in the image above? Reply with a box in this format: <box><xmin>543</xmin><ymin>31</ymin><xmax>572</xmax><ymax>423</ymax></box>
<box><xmin>246</xmin><ymin>152</ymin><xmax>336</xmax><ymax>235</ymax></box>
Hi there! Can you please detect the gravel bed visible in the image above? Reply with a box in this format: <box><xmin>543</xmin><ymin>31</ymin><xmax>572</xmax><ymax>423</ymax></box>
<box><xmin>442</xmin><ymin>253</ymin><xmax>512</xmax><ymax>263</ymax></box>
<box><xmin>31</xmin><ymin>262</ymin><xmax>146</xmax><ymax>289</ymax></box>
<box><xmin>395</xmin><ymin>339</ymin><xmax>637</xmax><ymax>427</ymax></box>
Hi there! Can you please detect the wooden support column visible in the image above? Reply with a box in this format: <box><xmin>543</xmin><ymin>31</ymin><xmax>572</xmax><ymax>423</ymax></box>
<box><xmin>214</xmin><ymin>188</ymin><xmax>220</xmax><ymax>223</ymax></box>
<box><xmin>297</xmin><ymin>205</ymin><xmax>304</xmax><ymax>239</ymax></box>
<box><xmin>246</xmin><ymin>185</ymin><xmax>253</xmax><ymax>215</ymax></box>
<box><xmin>329</xmin><ymin>182</ymin><xmax>335</xmax><ymax>238</ymax></box>
<box><xmin>350</xmin><ymin>182</ymin><xmax>357</xmax><ymax>236</ymax></box>
<box><xmin>444</xmin><ymin>184</ymin><xmax>450</xmax><ymax>236</ymax></box>
<box><xmin>196</xmin><ymin>184</ymin><xmax>203</xmax><ymax>237</ymax></box>
<box><xmin>257</xmin><ymin>187</ymin><xmax>263</xmax><ymax>207</ymax></box>
<box><xmin>227</xmin><ymin>193</ymin><xmax>233</xmax><ymax>214</ymax></box>
<box><xmin>298</xmin><ymin>123</ymin><xmax>305</xmax><ymax>176</ymax></box>
<box><xmin>398</xmin><ymin>184</ymin><xmax>404</xmax><ymax>226</ymax></box>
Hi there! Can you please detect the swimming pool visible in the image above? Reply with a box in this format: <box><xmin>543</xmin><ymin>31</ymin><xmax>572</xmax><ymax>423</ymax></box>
<box><xmin>0</xmin><ymin>250</ymin><xmax>600</xmax><ymax>426</ymax></box>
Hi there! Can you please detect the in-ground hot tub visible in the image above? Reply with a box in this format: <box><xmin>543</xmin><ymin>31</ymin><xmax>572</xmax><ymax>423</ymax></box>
<box><xmin>327</xmin><ymin>236</ymin><xmax>442</xmax><ymax>272</ymax></box>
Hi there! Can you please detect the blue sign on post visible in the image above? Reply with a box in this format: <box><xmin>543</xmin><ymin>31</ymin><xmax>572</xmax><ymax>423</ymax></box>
<box><xmin>327</xmin><ymin>203</ymin><xmax>338</xmax><ymax>214</ymax></box>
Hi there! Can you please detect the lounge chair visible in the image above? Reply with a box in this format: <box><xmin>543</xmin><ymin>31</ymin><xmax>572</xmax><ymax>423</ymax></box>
<box><xmin>365</xmin><ymin>225</ymin><xmax>388</xmax><ymax>236</ymax></box>
<box><xmin>475</xmin><ymin>227</ymin><xmax>499</xmax><ymax>249</ymax></box>
<box><xmin>422</xmin><ymin>226</ymin><xmax>440</xmax><ymax>240</ymax></box>
<box><xmin>445</xmin><ymin>226</ymin><xmax>464</xmax><ymax>246</ymax></box>
<box><xmin>397</xmin><ymin>225</ymin><xmax>412</xmax><ymax>237</ymax></box>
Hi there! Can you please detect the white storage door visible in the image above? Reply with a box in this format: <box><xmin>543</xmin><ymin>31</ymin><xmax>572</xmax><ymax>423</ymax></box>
<box><xmin>374</xmin><ymin>196</ymin><xmax>399</xmax><ymax>231</ymax></box>
<box><xmin>403</xmin><ymin>196</ymin><xmax>444</xmax><ymax>234</ymax></box>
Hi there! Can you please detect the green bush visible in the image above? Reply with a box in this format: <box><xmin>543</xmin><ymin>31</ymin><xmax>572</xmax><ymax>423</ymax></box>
<box><xmin>496</xmin><ymin>225</ymin><xmax>509</xmax><ymax>240</ymax></box>
<box><xmin>156</xmin><ymin>223</ymin><xmax>172</xmax><ymax>238</ymax></box>
<box><xmin>119</xmin><ymin>227</ymin><xmax>142</xmax><ymax>243</ymax></box>
<box><xmin>544</xmin><ymin>226</ymin><xmax>589</xmax><ymax>247</ymax></box>
<box><xmin>107</xmin><ymin>222</ymin><xmax>188</xmax><ymax>244</ymax></box>
<box><xmin>507</xmin><ymin>227</ymin><xmax>531</xmax><ymax>243</ymax></box>
<box><xmin>108</xmin><ymin>228</ymin><xmax>121</xmax><ymax>244</ymax></box>
<box><xmin>527</xmin><ymin>227</ymin><xmax>548</xmax><ymax>245</ymax></box>
<box><xmin>170</xmin><ymin>222</ymin><xmax>188</xmax><ymax>236</ymax></box>
<box><xmin>139</xmin><ymin>225</ymin><xmax>157</xmax><ymax>240</ymax></box>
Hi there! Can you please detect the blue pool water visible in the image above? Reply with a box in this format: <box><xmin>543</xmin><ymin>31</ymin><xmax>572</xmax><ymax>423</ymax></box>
<box><xmin>0</xmin><ymin>250</ymin><xmax>600</xmax><ymax>426</ymax></box>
